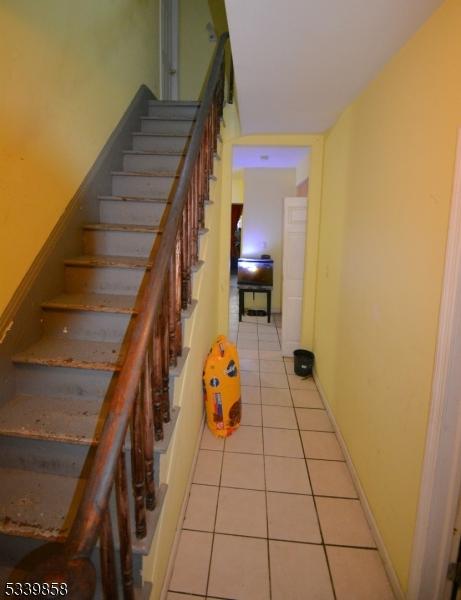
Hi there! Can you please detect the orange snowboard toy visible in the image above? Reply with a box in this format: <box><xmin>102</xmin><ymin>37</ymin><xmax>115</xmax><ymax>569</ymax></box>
<box><xmin>203</xmin><ymin>335</ymin><xmax>242</xmax><ymax>438</ymax></box>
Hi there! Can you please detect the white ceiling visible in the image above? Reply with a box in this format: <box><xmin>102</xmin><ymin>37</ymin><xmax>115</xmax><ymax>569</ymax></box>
<box><xmin>233</xmin><ymin>145</ymin><xmax>309</xmax><ymax>170</ymax></box>
<box><xmin>225</xmin><ymin>0</ymin><xmax>443</xmax><ymax>134</ymax></box>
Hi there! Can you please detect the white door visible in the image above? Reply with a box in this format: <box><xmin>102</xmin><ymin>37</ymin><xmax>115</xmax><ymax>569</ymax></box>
<box><xmin>161</xmin><ymin>0</ymin><xmax>179</xmax><ymax>100</ymax></box>
<box><xmin>281</xmin><ymin>197</ymin><xmax>307</xmax><ymax>357</ymax></box>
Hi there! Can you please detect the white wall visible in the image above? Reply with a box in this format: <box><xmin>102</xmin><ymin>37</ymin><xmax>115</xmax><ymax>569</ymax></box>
<box><xmin>241</xmin><ymin>168</ymin><xmax>296</xmax><ymax>311</ymax></box>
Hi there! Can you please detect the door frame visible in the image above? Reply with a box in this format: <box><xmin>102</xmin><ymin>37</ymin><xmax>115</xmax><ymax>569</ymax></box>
<box><xmin>408</xmin><ymin>129</ymin><xmax>461</xmax><ymax>599</ymax></box>
<box><xmin>160</xmin><ymin>0</ymin><xmax>179</xmax><ymax>100</ymax></box>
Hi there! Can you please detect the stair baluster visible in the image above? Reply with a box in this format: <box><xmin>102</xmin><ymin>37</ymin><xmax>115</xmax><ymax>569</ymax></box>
<box><xmin>115</xmin><ymin>450</ymin><xmax>135</xmax><ymax>600</ymax></box>
<box><xmin>100</xmin><ymin>510</ymin><xmax>119</xmax><ymax>600</ymax></box>
<box><xmin>131</xmin><ymin>384</ymin><xmax>147</xmax><ymax>538</ymax></box>
<box><xmin>142</xmin><ymin>352</ymin><xmax>156</xmax><ymax>510</ymax></box>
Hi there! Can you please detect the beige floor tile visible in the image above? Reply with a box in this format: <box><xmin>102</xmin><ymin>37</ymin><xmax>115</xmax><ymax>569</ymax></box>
<box><xmin>241</xmin><ymin>385</ymin><xmax>261</xmax><ymax>404</ymax></box>
<box><xmin>267</xmin><ymin>492</ymin><xmax>321</xmax><ymax>543</ymax></box>
<box><xmin>259</xmin><ymin>341</ymin><xmax>281</xmax><ymax>351</ymax></box>
<box><xmin>208</xmin><ymin>534</ymin><xmax>270</xmax><ymax>600</ymax></box>
<box><xmin>201</xmin><ymin>426</ymin><xmax>225</xmax><ymax>451</ymax></box>
<box><xmin>259</xmin><ymin>359</ymin><xmax>286</xmax><ymax>373</ymax></box>
<box><xmin>225</xmin><ymin>425</ymin><xmax>263</xmax><ymax>454</ymax></box>
<box><xmin>241</xmin><ymin>404</ymin><xmax>262</xmax><ymax>426</ymax></box>
<box><xmin>169</xmin><ymin>530</ymin><xmax>212</xmax><ymax>595</ymax></box>
<box><xmin>167</xmin><ymin>593</ymin><xmax>203</xmax><ymax>600</ymax></box>
<box><xmin>283</xmin><ymin>356</ymin><xmax>294</xmax><ymax>364</ymax></box>
<box><xmin>262</xmin><ymin>405</ymin><xmax>297</xmax><ymax>429</ymax></box>
<box><xmin>239</xmin><ymin>323</ymin><xmax>257</xmax><ymax>332</ymax></box>
<box><xmin>296</xmin><ymin>408</ymin><xmax>334</xmax><ymax>432</ymax></box>
<box><xmin>193</xmin><ymin>450</ymin><xmax>223</xmax><ymax>485</ymax></box>
<box><xmin>238</xmin><ymin>348</ymin><xmax>259</xmax><ymax>359</ymax></box>
<box><xmin>258</xmin><ymin>332</ymin><xmax>279</xmax><ymax>342</ymax></box>
<box><xmin>238</xmin><ymin>335</ymin><xmax>259</xmax><ymax>344</ymax></box>
<box><xmin>308</xmin><ymin>459</ymin><xmax>357</xmax><ymax>498</ymax></box>
<box><xmin>239</xmin><ymin>357</ymin><xmax>259</xmax><ymax>372</ymax></box>
<box><xmin>288</xmin><ymin>373</ymin><xmax>317</xmax><ymax>390</ymax></box>
<box><xmin>316</xmin><ymin>497</ymin><xmax>375</xmax><ymax>547</ymax></box>
<box><xmin>326</xmin><ymin>546</ymin><xmax>394</xmax><ymax>600</ymax></box>
<box><xmin>237</xmin><ymin>339</ymin><xmax>259</xmax><ymax>350</ymax></box>
<box><xmin>183</xmin><ymin>484</ymin><xmax>219</xmax><ymax>531</ymax></box>
<box><xmin>241</xmin><ymin>371</ymin><xmax>260</xmax><ymax>386</ymax></box>
<box><xmin>215</xmin><ymin>487</ymin><xmax>267</xmax><ymax>537</ymax></box>
<box><xmin>301</xmin><ymin>431</ymin><xmax>344</xmax><ymax>460</ymax></box>
<box><xmin>265</xmin><ymin>455</ymin><xmax>311</xmax><ymax>494</ymax></box>
<box><xmin>221</xmin><ymin>452</ymin><xmax>265</xmax><ymax>490</ymax></box>
<box><xmin>259</xmin><ymin>349</ymin><xmax>283</xmax><ymax>361</ymax></box>
<box><xmin>258</xmin><ymin>321</ymin><xmax>276</xmax><ymax>328</ymax></box>
<box><xmin>291</xmin><ymin>388</ymin><xmax>324</xmax><ymax>408</ymax></box>
<box><xmin>270</xmin><ymin>541</ymin><xmax>334</xmax><ymax>600</ymax></box>
<box><xmin>260</xmin><ymin>387</ymin><xmax>292</xmax><ymax>406</ymax></box>
<box><xmin>263</xmin><ymin>428</ymin><xmax>304</xmax><ymax>458</ymax></box>
<box><xmin>260</xmin><ymin>372</ymin><xmax>288</xmax><ymax>389</ymax></box>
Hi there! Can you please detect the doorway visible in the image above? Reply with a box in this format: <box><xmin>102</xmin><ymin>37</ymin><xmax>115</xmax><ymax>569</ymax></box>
<box><xmin>161</xmin><ymin>0</ymin><xmax>179</xmax><ymax>100</ymax></box>
<box><xmin>230</xmin><ymin>204</ymin><xmax>243</xmax><ymax>273</ymax></box>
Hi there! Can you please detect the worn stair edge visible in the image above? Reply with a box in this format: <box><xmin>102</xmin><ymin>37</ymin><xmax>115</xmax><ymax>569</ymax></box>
<box><xmin>132</xmin><ymin>132</ymin><xmax>191</xmax><ymax>138</ymax></box>
<box><xmin>123</xmin><ymin>150</ymin><xmax>186</xmax><ymax>157</ymax></box>
<box><xmin>64</xmin><ymin>255</ymin><xmax>152</xmax><ymax>269</ymax></box>
<box><xmin>141</xmin><ymin>116</ymin><xmax>196</xmax><ymax>122</ymax></box>
<box><xmin>98</xmin><ymin>195</ymin><xmax>170</xmax><ymax>204</ymax></box>
<box><xmin>41</xmin><ymin>293</ymin><xmax>137</xmax><ymax>314</ymax></box>
<box><xmin>148</xmin><ymin>100</ymin><xmax>200</xmax><ymax>106</ymax></box>
<box><xmin>83</xmin><ymin>223</ymin><xmax>162</xmax><ymax>233</ymax></box>
<box><xmin>111</xmin><ymin>170</ymin><xmax>179</xmax><ymax>178</ymax></box>
<box><xmin>12</xmin><ymin>337</ymin><xmax>123</xmax><ymax>372</ymax></box>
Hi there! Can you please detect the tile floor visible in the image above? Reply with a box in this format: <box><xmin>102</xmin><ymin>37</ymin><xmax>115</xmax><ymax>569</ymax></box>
<box><xmin>167</xmin><ymin>288</ymin><xmax>395</xmax><ymax>600</ymax></box>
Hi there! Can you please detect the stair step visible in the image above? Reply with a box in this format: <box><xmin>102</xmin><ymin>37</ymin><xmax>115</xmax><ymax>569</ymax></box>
<box><xmin>148</xmin><ymin>100</ymin><xmax>200</xmax><ymax>106</ymax></box>
<box><xmin>111</xmin><ymin>171</ymin><xmax>177</xmax><ymax>198</ymax></box>
<box><xmin>42</xmin><ymin>293</ymin><xmax>137</xmax><ymax>314</ymax></box>
<box><xmin>132</xmin><ymin>132</ymin><xmax>190</xmax><ymax>153</ymax></box>
<box><xmin>140</xmin><ymin>117</ymin><xmax>195</xmax><ymax>135</ymax></box>
<box><xmin>83</xmin><ymin>223</ymin><xmax>162</xmax><ymax>233</ymax></box>
<box><xmin>65</xmin><ymin>254</ymin><xmax>152</xmax><ymax>269</ymax></box>
<box><xmin>123</xmin><ymin>150</ymin><xmax>184</xmax><ymax>173</ymax></box>
<box><xmin>0</xmin><ymin>467</ymin><xmax>81</xmax><ymax>541</ymax></box>
<box><xmin>13</xmin><ymin>337</ymin><xmax>123</xmax><ymax>371</ymax></box>
<box><xmin>98</xmin><ymin>195</ymin><xmax>169</xmax><ymax>204</ymax></box>
<box><xmin>147</xmin><ymin>101</ymin><xmax>199</xmax><ymax>119</ymax></box>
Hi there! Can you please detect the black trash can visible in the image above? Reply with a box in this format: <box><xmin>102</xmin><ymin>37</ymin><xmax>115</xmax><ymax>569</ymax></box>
<box><xmin>293</xmin><ymin>349</ymin><xmax>315</xmax><ymax>377</ymax></box>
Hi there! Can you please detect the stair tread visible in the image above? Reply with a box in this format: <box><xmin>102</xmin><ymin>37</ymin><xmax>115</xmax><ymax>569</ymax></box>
<box><xmin>132</xmin><ymin>131</ymin><xmax>191</xmax><ymax>138</ymax></box>
<box><xmin>13</xmin><ymin>337</ymin><xmax>123</xmax><ymax>371</ymax></box>
<box><xmin>83</xmin><ymin>223</ymin><xmax>162</xmax><ymax>233</ymax></box>
<box><xmin>98</xmin><ymin>194</ymin><xmax>169</xmax><ymax>204</ymax></box>
<box><xmin>111</xmin><ymin>170</ymin><xmax>178</xmax><ymax>178</ymax></box>
<box><xmin>42</xmin><ymin>293</ymin><xmax>137</xmax><ymax>314</ymax></box>
<box><xmin>0</xmin><ymin>394</ymin><xmax>106</xmax><ymax>444</ymax></box>
<box><xmin>141</xmin><ymin>116</ymin><xmax>195</xmax><ymax>122</ymax></box>
<box><xmin>148</xmin><ymin>100</ymin><xmax>199</xmax><ymax>106</ymax></box>
<box><xmin>0</xmin><ymin>394</ymin><xmax>179</xmax><ymax>453</ymax></box>
<box><xmin>0</xmin><ymin>467</ymin><xmax>82</xmax><ymax>541</ymax></box>
<box><xmin>123</xmin><ymin>150</ymin><xmax>186</xmax><ymax>157</ymax></box>
<box><xmin>65</xmin><ymin>254</ymin><xmax>152</xmax><ymax>269</ymax></box>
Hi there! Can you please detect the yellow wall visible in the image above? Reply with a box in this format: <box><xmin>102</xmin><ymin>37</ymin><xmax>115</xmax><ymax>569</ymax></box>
<box><xmin>143</xmin><ymin>138</ymin><xmax>224</xmax><ymax>600</ymax></box>
<box><xmin>232</xmin><ymin>169</ymin><xmax>244</xmax><ymax>204</ymax></box>
<box><xmin>313</xmin><ymin>0</ymin><xmax>461</xmax><ymax>590</ymax></box>
<box><xmin>0</xmin><ymin>0</ymin><xmax>160</xmax><ymax>317</ymax></box>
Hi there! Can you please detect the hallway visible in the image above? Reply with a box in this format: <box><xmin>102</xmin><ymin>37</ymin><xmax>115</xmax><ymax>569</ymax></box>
<box><xmin>166</xmin><ymin>299</ymin><xmax>395</xmax><ymax>599</ymax></box>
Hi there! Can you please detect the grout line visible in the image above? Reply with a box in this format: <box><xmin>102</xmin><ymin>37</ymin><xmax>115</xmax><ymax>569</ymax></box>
<box><xmin>283</xmin><ymin>350</ymin><xmax>338</xmax><ymax>600</ymax></box>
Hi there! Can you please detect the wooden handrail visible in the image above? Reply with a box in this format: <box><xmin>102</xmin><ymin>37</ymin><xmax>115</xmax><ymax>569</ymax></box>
<box><xmin>31</xmin><ymin>32</ymin><xmax>230</xmax><ymax>599</ymax></box>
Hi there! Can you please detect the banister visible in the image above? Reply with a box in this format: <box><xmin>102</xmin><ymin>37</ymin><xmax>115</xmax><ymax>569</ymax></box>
<box><xmin>30</xmin><ymin>32</ymin><xmax>230</xmax><ymax>598</ymax></box>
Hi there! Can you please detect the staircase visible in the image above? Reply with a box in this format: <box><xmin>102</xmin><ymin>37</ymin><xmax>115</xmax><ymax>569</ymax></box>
<box><xmin>0</xmin><ymin>100</ymin><xmax>205</xmax><ymax>596</ymax></box>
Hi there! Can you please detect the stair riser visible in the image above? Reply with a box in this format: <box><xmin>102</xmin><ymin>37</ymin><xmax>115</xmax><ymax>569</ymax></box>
<box><xmin>148</xmin><ymin>104</ymin><xmax>198</xmax><ymax>118</ymax></box>
<box><xmin>42</xmin><ymin>310</ymin><xmax>132</xmax><ymax>343</ymax></box>
<box><xmin>140</xmin><ymin>119</ymin><xmax>194</xmax><ymax>136</ymax></box>
<box><xmin>123</xmin><ymin>152</ymin><xmax>183</xmax><ymax>173</ymax></box>
<box><xmin>132</xmin><ymin>134</ymin><xmax>189</xmax><ymax>153</ymax></box>
<box><xmin>99</xmin><ymin>199</ymin><xmax>166</xmax><ymax>226</ymax></box>
<box><xmin>15</xmin><ymin>364</ymin><xmax>116</xmax><ymax>399</ymax></box>
<box><xmin>83</xmin><ymin>229</ymin><xmax>158</xmax><ymax>258</ymax></box>
<box><xmin>65</xmin><ymin>265</ymin><xmax>146</xmax><ymax>295</ymax></box>
<box><xmin>112</xmin><ymin>174</ymin><xmax>175</xmax><ymax>198</ymax></box>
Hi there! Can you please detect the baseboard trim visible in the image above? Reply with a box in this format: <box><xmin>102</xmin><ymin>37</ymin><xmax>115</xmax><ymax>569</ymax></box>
<box><xmin>313</xmin><ymin>370</ymin><xmax>405</xmax><ymax>600</ymax></box>
<box><xmin>159</xmin><ymin>416</ymin><xmax>206</xmax><ymax>600</ymax></box>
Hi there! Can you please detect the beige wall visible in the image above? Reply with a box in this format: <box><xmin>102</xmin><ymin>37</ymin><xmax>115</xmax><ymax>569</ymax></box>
<box><xmin>313</xmin><ymin>0</ymin><xmax>461</xmax><ymax>590</ymax></box>
<box><xmin>241</xmin><ymin>168</ymin><xmax>296</xmax><ymax>311</ymax></box>
<box><xmin>0</xmin><ymin>0</ymin><xmax>160</xmax><ymax>318</ymax></box>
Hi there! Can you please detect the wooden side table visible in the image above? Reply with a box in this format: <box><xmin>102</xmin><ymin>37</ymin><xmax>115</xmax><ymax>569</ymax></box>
<box><xmin>238</xmin><ymin>285</ymin><xmax>272</xmax><ymax>323</ymax></box>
